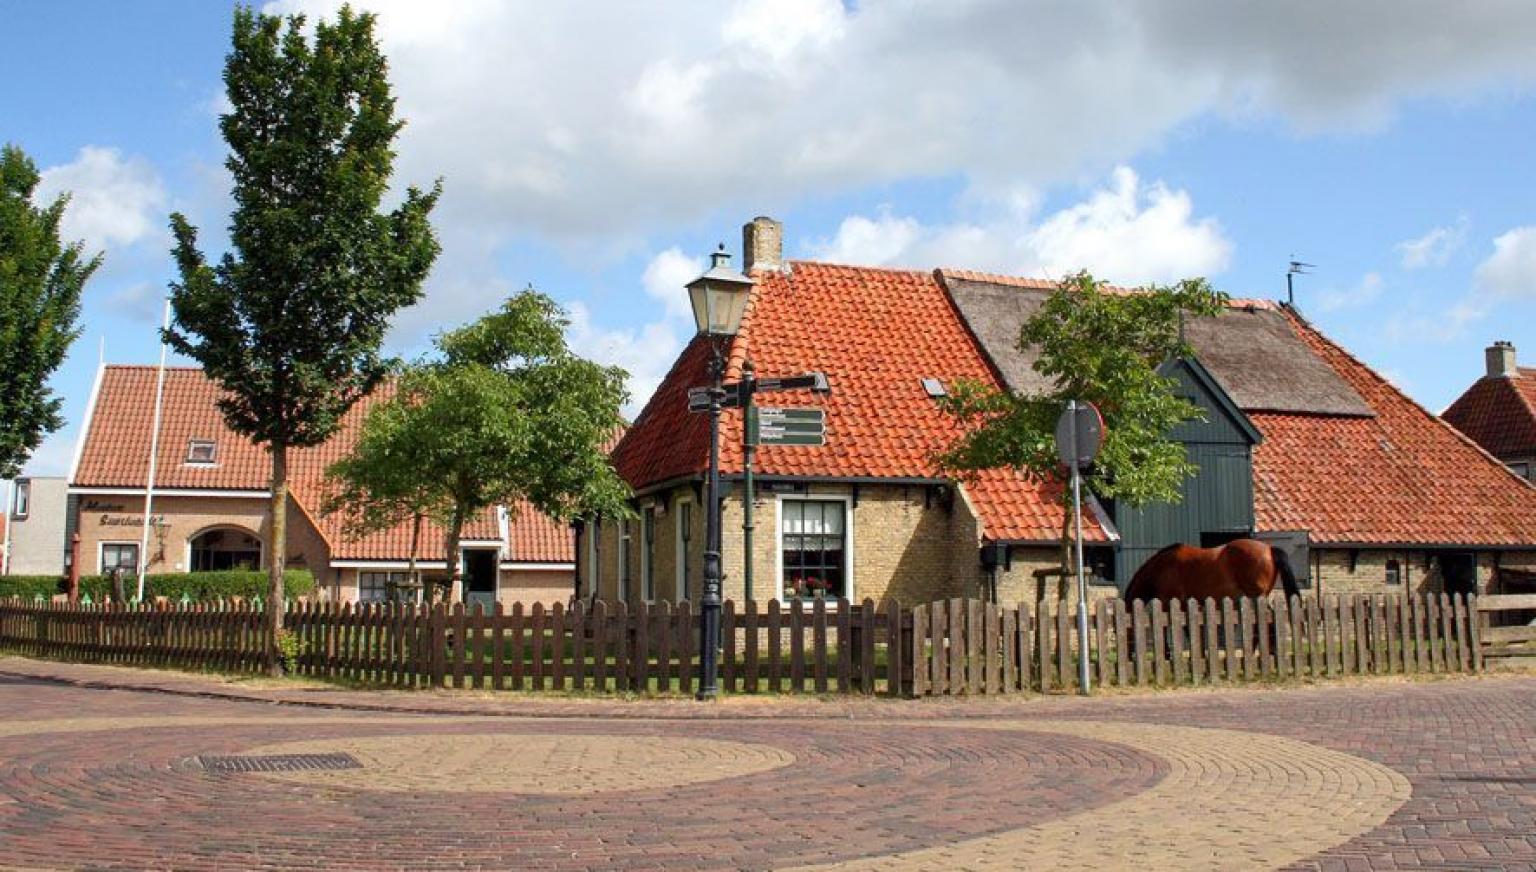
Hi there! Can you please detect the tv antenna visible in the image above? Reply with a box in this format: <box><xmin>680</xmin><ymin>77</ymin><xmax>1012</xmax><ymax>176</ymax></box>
<box><xmin>1286</xmin><ymin>258</ymin><xmax>1314</xmax><ymax>307</ymax></box>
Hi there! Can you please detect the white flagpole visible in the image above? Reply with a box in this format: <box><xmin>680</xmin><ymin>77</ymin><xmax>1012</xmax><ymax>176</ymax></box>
<box><xmin>137</xmin><ymin>299</ymin><xmax>172</xmax><ymax>601</ymax></box>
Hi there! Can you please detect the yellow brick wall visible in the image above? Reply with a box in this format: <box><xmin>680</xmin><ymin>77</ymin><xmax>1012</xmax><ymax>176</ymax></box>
<box><xmin>1306</xmin><ymin>548</ymin><xmax>1530</xmax><ymax>597</ymax></box>
<box><xmin>590</xmin><ymin>481</ymin><xmax>986</xmax><ymax>608</ymax></box>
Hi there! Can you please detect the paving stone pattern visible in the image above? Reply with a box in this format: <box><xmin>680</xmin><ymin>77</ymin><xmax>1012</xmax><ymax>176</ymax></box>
<box><xmin>0</xmin><ymin>659</ymin><xmax>1534</xmax><ymax>870</ymax></box>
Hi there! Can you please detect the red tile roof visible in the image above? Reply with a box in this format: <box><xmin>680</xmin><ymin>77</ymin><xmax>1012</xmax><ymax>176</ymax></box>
<box><xmin>1442</xmin><ymin>368</ymin><xmax>1536</xmax><ymax>460</ymax></box>
<box><xmin>1251</xmin><ymin>315</ymin><xmax>1536</xmax><ymax>546</ymax></box>
<box><xmin>614</xmin><ymin>259</ymin><xmax>1536</xmax><ymax>548</ymax></box>
<box><xmin>72</xmin><ymin>366</ymin><xmax>573</xmax><ymax>564</ymax></box>
<box><xmin>612</xmin><ymin>262</ymin><xmax>1101</xmax><ymax>542</ymax></box>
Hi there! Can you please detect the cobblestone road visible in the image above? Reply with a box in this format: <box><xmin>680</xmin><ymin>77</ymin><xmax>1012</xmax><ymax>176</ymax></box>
<box><xmin>0</xmin><ymin>659</ymin><xmax>1532</xmax><ymax>870</ymax></box>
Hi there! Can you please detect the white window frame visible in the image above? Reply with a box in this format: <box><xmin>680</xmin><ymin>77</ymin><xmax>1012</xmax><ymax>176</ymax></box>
<box><xmin>675</xmin><ymin>494</ymin><xmax>693</xmax><ymax>603</ymax></box>
<box><xmin>185</xmin><ymin>438</ymin><xmax>218</xmax><ymax>464</ymax></box>
<box><xmin>641</xmin><ymin>508</ymin><xmax>655</xmax><ymax>603</ymax></box>
<box><xmin>617</xmin><ymin>519</ymin><xmax>631</xmax><ymax>604</ymax></box>
<box><xmin>774</xmin><ymin>494</ymin><xmax>855</xmax><ymax>603</ymax></box>
<box><xmin>98</xmin><ymin>540</ymin><xmax>140</xmax><ymax>574</ymax></box>
<box><xmin>11</xmin><ymin>479</ymin><xmax>29</xmax><ymax>519</ymax></box>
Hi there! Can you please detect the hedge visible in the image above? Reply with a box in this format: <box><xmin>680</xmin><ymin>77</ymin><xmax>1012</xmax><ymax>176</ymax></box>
<box><xmin>0</xmin><ymin>569</ymin><xmax>316</xmax><ymax>602</ymax></box>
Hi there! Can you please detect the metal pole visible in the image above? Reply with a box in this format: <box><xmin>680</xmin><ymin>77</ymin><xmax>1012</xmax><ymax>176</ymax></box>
<box><xmin>137</xmin><ymin>299</ymin><xmax>172</xmax><ymax>601</ymax></box>
<box><xmin>698</xmin><ymin>348</ymin><xmax>724</xmax><ymax>700</ymax></box>
<box><xmin>1070</xmin><ymin>401</ymin><xmax>1092</xmax><ymax>695</ymax></box>
<box><xmin>741</xmin><ymin>358</ymin><xmax>756</xmax><ymax>603</ymax></box>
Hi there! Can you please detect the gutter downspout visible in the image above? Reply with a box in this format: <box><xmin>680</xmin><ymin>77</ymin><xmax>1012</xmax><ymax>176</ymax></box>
<box><xmin>137</xmin><ymin>299</ymin><xmax>171</xmax><ymax>601</ymax></box>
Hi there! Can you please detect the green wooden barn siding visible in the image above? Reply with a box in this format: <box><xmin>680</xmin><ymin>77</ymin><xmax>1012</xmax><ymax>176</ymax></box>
<box><xmin>1114</xmin><ymin>361</ymin><xmax>1257</xmax><ymax>585</ymax></box>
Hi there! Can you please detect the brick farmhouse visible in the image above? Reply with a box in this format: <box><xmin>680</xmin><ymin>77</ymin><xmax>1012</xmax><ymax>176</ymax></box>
<box><xmin>69</xmin><ymin>366</ymin><xmax>574</xmax><ymax>606</ymax></box>
<box><xmin>581</xmin><ymin>217</ymin><xmax>1536</xmax><ymax>608</ymax></box>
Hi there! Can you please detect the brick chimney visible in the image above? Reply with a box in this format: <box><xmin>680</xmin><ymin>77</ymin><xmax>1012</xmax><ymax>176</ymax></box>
<box><xmin>742</xmin><ymin>216</ymin><xmax>783</xmax><ymax>273</ymax></box>
<box><xmin>1486</xmin><ymin>340</ymin><xmax>1517</xmax><ymax>378</ymax></box>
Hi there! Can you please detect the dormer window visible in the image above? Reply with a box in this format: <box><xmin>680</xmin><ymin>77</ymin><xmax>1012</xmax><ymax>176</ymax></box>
<box><xmin>186</xmin><ymin>439</ymin><xmax>217</xmax><ymax>465</ymax></box>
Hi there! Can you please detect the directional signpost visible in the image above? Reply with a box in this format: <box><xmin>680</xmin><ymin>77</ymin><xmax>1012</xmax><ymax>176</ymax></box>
<box><xmin>750</xmin><ymin>407</ymin><xmax>825</xmax><ymax>446</ymax></box>
<box><xmin>1054</xmin><ymin>399</ymin><xmax>1104</xmax><ymax>696</ymax></box>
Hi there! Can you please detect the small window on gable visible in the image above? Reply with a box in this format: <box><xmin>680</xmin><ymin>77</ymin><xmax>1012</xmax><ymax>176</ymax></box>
<box><xmin>186</xmin><ymin>439</ymin><xmax>217</xmax><ymax>464</ymax></box>
<box><xmin>1385</xmin><ymin>559</ymin><xmax>1402</xmax><ymax>586</ymax></box>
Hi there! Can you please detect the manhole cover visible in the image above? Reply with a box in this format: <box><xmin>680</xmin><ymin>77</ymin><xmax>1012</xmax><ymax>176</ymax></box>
<box><xmin>197</xmin><ymin>753</ymin><xmax>362</xmax><ymax>773</ymax></box>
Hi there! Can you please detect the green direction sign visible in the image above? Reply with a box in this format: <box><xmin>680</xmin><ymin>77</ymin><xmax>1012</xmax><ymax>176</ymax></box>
<box><xmin>750</xmin><ymin>406</ymin><xmax>825</xmax><ymax>446</ymax></box>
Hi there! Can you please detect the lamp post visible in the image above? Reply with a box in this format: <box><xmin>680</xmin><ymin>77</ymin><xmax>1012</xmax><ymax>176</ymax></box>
<box><xmin>686</xmin><ymin>245</ymin><xmax>754</xmax><ymax>701</ymax></box>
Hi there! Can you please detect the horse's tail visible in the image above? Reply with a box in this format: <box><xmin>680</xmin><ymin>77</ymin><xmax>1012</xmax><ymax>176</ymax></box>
<box><xmin>1271</xmin><ymin>545</ymin><xmax>1300</xmax><ymax>600</ymax></box>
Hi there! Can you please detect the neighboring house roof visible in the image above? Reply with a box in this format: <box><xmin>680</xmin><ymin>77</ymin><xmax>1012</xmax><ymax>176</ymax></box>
<box><xmin>71</xmin><ymin>365</ymin><xmax>574</xmax><ymax>565</ymax></box>
<box><xmin>1250</xmin><ymin>317</ymin><xmax>1536</xmax><ymax>547</ymax></box>
<box><xmin>1442</xmin><ymin>367</ymin><xmax>1536</xmax><ymax>460</ymax></box>
<box><xmin>614</xmin><ymin>259</ymin><xmax>1536</xmax><ymax>549</ymax></box>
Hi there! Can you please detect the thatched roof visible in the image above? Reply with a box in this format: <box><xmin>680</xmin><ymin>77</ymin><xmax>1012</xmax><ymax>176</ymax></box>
<box><xmin>942</xmin><ymin>276</ymin><xmax>1373</xmax><ymax>417</ymax></box>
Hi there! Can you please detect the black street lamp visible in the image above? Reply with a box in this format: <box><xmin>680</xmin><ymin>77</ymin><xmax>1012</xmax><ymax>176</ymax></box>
<box><xmin>685</xmin><ymin>245</ymin><xmax>753</xmax><ymax>701</ymax></box>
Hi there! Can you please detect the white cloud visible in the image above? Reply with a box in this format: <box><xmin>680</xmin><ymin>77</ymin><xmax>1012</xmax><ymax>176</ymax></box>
<box><xmin>36</xmin><ymin>146</ymin><xmax>166</xmax><ymax>252</ymax></box>
<box><xmin>1474</xmin><ymin>226</ymin><xmax>1536</xmax><ymax>299</ymax></box>
<box><xmin>558</xmin><ymin>247</ymin><xmax>706</xmax><ymax>417</ymax></box>
<box><xmin>807</xmin><ymin>167</ymin><xmax>1232</xmax><ymax>286</ymax></box>
<box><xmin>1397</xmin><ymin>218</ymin><xmax>1467</xmax><ymax>269</ymax></box>
<box><xmin>565</xmin><ymin>301</ymin><xmax>688</xmax><ymax>420</ymax></box>
<box><xmin>261</xmin><ymin>0</ymin><xmax>1536</xmax><ymax>245</ymax></box>
<box><xmin>641</xmin><ymin>247</ymin><xmax>704</xmax><ymax>322</ymax></box>
<box><xmin>1318</xmin><ymin>272</ymin><xmax>1384</xmax><ymax>312</ymax></box>
<box><xmin>246</xmin><ymin>0</ymin><xmax>1536</xmax><ymax>378</ymax></box>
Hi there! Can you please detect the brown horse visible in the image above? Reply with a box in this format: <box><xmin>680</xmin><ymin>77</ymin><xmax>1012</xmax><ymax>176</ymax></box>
<box><xmin>1124</xmin><ymin>539</ymin><xmax>1300</xmax><ymax>604</ymax></box>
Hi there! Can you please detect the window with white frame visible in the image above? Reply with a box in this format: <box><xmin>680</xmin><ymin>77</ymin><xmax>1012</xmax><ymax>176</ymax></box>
<box><xmin>11</xmin><ymin>480</ymin><xmax>29</xmax><ymax>519</ymax></box>
<box><xmin>781</xmin><ymin>499</ymin><xmax>848</xmax><ymax>600</ymax></box>
<box><xmin>641</xmin><ymin>508</ymin><xmax>655</xmax><ymax>602</ymax></box>
<box><xmin>100</xmin><ymin>542</ymin><xmax>139</xmax><ymax>574</ymax></box>
<box><xmin>618</xmin><ymin>519</ymin><xmax>631</xmax><ymax>603</ymax></box>
<box><xmin>185</xmin><ymin>439</ymin><xmax>217</xmax><ymax>464</ymax></box>
<box><xmin>359</xmin><ymin>571</ymin><xmax>411</xmax><ymax>603</ymax></box>
<box><xmin>676</xmin><ymin>497</ymin><xmax>693</xmax><ymax>602</ymax></box>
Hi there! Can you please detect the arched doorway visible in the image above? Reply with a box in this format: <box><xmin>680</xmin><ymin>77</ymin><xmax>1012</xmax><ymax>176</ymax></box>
<box><xmin>189</xmin><ymin>527</ymin><xmax>263</xmax><ymax>571</ymax></box>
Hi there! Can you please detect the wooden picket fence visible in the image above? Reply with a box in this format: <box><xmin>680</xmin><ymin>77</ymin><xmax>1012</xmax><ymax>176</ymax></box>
<box><xmin>912</xmin><ymin>591</ymin><xmax>1482</xmax><ymax>694</ymax></box>
<box><xmin>0</xmin><ymin>597</ymin><xmax>910</xmax><ymax>696</ymax></box>
<box><xmin>0</xmin><ymin>591</ymin><xmax>1483</xmax><ymax>696</ymax></box>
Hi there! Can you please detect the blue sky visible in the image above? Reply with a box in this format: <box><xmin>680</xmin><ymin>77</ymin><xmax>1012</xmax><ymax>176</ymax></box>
<box><xmin>5</xmin><ymin>1</ymin><xmax>1536</xmax><ymax>476</ymax></box>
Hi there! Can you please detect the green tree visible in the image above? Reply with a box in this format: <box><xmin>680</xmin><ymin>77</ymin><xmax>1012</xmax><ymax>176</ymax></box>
<box><xmin>321</xmin><ymin>381</ymin><xmax>435</xmax><ymax>600</ymax></box>
<box><xmin>326</xmin><ymin>290</ymin><xmax>631</xmax><ymax>604</ymax></box>
<box><xmin>167</xmin><ymin>6</ymin><xmax>440</xmax><ymax>672</ymax></box>
<box><xmin>0</xmin><ymin>144</ymin><xmax>97</xmax><ymax>478</ymax></box>
<box><xmin>938</xmin><ymin>271</ymin><xmax>1228</xmax><ymax>599</ymax></box>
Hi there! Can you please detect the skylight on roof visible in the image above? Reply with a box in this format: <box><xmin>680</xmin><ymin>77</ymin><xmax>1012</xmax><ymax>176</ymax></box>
<box><xmin>186</xmin><ymin>438</ymin><xmax>217</xmax><ymax>464</ymax></box>
<box><xmin>921</xmin><ymin>378</ymin><xmax>947</xmax><ymax>398</ymax></box>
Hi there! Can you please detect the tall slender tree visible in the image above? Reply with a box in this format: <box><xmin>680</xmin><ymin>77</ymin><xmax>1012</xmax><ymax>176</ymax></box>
<box><xmin>0</xmin><ymin>144</ymin><xmax>96</xmax><ymax>479</ymax></box>
<box><xmin>167</xmin><ymin>6</ymin><xmax>440</xmax><ymax>672</ymax></box>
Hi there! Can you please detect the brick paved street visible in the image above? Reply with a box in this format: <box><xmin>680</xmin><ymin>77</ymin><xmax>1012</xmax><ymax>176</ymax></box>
<box><xmin>1</xmin><ymin>659</ymin><xmax>1533</xmax><ymax>870</ymax></box>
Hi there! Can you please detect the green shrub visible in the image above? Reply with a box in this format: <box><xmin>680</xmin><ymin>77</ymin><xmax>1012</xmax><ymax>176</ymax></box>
<box><xmin>0</xmin><ymin>575</ymin><xmax>65</xmax><ymax>600</ymax></box>
<box><xmin>0</xmin><ymin>570</ymin><xmax>316</xmax><ymax>603</ymax></box>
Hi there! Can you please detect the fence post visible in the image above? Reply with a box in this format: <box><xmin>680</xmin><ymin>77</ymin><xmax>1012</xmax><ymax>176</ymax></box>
<box><xmin>889</xmin><ymin>598</ymin><xmax>908</xmax><ymax>698</ymax></box>
<box><xmin>429</xmin><ymin>604</ymin><xmax>447</xmax><ymax>688</ymax></box>
<box><xmin>1470</xmin><ymin>594</ymin><xmax>1484</xmax><ymax>672</ymax></box>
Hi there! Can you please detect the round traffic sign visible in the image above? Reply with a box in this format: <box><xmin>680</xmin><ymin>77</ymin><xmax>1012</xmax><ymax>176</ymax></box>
<box><xmin>1054</xmin><ymin>400</ymin><xmax>1104</xmax><ymax>470</ymax></box>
